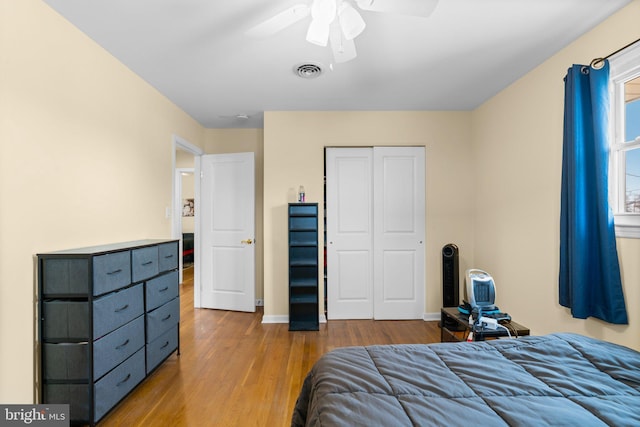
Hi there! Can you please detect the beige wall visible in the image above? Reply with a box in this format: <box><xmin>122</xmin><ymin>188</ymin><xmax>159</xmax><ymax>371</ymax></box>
<box><xmin>204</xmin><ymin>129</ymin><xmax>265</xmax><ymax>301</ymax></box>
<box><xmin>0</xmin><ymin>0</ymin><xmax>204</xmax><ymax>402</ymax></box>
<box><xmin>176</xmin><ymin>149</ymin><xmax>196</xmax><ymax>169</ymax></box>
<box><xmin>262</xmin><ymin>112</ymin><xmax>475</xmax><ymax>319</ymax></box>
<box><xmin>471</xmin><ymin>0</ymin><xmax>640</xmax><ymax>350</ymax></box>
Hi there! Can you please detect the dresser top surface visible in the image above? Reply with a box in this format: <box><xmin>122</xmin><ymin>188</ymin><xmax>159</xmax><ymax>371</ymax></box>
<box><xmin>38</xmin><ymin>239</ymin><xmax>178</xmax><ymax>257</ymax></box>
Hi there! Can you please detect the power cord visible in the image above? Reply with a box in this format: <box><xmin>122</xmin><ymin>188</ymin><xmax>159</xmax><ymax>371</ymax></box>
<box><xmin>496</xmin><ymin>323</ymin><xmax>512</xmax><ymax>339</ymax></box>
<box><xmin>501</xmin><ymin>321</ymin><xmax>518</xmax><ymax>338</ymax></box>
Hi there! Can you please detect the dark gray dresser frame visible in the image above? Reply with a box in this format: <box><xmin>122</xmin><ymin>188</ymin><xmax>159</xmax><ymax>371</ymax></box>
<box><xmin>38</xmin><ymin>239</ymin><xmax>180</xmax><ymax>425</ymax></box>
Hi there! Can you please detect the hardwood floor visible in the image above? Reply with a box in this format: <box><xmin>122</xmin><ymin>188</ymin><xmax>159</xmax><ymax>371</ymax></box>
<box><xmin>100</xmin><ymin>267</ymin><xmax>442</xmax><ymax>426</ymax></box>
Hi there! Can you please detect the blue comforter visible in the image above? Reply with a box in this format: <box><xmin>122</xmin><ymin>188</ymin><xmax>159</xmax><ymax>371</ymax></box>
<box><xmin>291</xmin><ymin>333</ymin><xmax>640</xmax><ymax>426</ymax></box>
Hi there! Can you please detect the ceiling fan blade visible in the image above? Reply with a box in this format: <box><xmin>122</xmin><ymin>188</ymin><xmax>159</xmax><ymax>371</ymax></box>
<box><xmin>329</xmin><ymin>22</ymin><xmax>357</xmax><ymax>63</ymax></box>
<box><xmin>355</xmin><ymin>0</ymin><xmax>438</xmax><ymax>17</ymax></box>
<box><xmin>245</xmin><ymin>4</ymin><xmax>310</xmax><ymax>38</ymax></box>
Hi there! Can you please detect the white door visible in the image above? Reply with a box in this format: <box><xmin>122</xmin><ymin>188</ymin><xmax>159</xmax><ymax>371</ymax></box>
<box><xmin>200</xmin><ymin>152</ymin><xmax>255</xmax><ymax>312</ymax></box>
<box><xmin>326</xmin><ymin>148</ymin><xmax>374</xmax><ymax>319</ymax></box>
<box><xmin>326</xmin><ymin>147</ymin><xmax>425</xmax><ymax>320</ymax></box>
<box><xmin>373</xmin><ymin>147</ymin><xmax>425</xmax><ymax>319</ymax></box>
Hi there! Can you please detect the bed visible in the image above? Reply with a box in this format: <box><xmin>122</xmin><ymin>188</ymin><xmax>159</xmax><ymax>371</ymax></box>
<box><xmin>291</xmin><ymin>333</ymin><xmax>640</xmax><ymax>426</ymax></box>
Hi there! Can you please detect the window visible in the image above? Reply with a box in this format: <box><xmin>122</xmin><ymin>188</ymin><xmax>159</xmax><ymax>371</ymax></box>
<box><xmin>609</xmin><ymin>42</ymin><xmax>640</xmax><ymax>238</ymax></box>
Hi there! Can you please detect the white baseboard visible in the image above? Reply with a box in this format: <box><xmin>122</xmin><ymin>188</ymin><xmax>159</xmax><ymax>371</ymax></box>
<box><xmin>423</xmin><ymin>312</ymin><xmax>440</xmax><ymax>322</ymax></box>
<box><xmin>261</xmin><ymin>315</ymin><xmax>288</xmax><ymax>324</ymax></box>
<box><xmin>263</xmin><ymin>313</ymin><xmax>438</xmax><ymax>323</ymax></box>
<box><xmin>261</xmin><ymin>314</ymin><xmax>328</xmax><ymax>324</ymax></box>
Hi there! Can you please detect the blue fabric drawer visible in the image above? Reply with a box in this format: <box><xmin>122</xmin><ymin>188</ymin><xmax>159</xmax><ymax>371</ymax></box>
<box><xmin>145</xmin><ymin>271</ymin><xmax>179</xmax><ymax>311</ymax></box>
<box><xmin>131</xmin><ymin>246</ymin><xmax>159</xmax><ymax>283</ymax></box>
<box><xmin>42</xmin><ymin>342</ymin><xmax>89</xmax><ymax>380</ymax></box>
<box><xmin>94</xmin><ymin>347</ymin><xmax>145</xmax><ymax>422</ymax></box>
<box><xmin>158</xmin><ymin>241</ymin><xmax>178</xmax><ymax>273</ymax></box>
<box><xmin>93</xmin><ymin>284</ymin><xmax>144</xmax><ymax>339</ymax></box>
<box><xmin>146</xmin><ymin>297</ymin><xmax>180</xmax><ymax>343</ymax></box>
<box><xmin>42</xmin><ymin>301</ymin><xmax>89</xmax><ymax>340</ymax></box>
<box><xmin>93</xmin><ymin>315</ymin><xmax>145</xmax><ymax>380</ymax></box>
<box><xmin>146</xmin><ymin>324</ymin><xmax>178</xmax><ymax>373</ymax></box>
<box><xmin>42</xmin><ymin>258</ymin><xmax>89</xmax><ymax>296</ymax></box>
<box><xmin>93</xmin><ymin>251</ymin><xmax>131</xmax><ymax>296</ymax></box>
<box><xmin>43</xmin><ymin>384</ymin><xmax>89</xmax><ymax>423</ymax></box>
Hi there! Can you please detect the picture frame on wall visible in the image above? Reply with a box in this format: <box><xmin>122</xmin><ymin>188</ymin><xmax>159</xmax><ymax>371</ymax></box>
<box><xmin>182</xmin><ymin>198</ymin><xmax>194</xmax><ymax>217</ymax></box>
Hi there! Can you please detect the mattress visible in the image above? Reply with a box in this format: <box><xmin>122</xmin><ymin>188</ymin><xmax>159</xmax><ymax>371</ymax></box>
<box><xmin>291</xmin><ymin>333</ymin><xmax>640</xmax><ymax>426</ymax></box>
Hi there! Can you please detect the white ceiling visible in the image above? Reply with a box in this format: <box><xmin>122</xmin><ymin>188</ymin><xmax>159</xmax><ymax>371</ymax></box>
<box><xmin>43</xmin><ymin>0</ymin><xmax>631</xmax><ymax>129</ymax></box>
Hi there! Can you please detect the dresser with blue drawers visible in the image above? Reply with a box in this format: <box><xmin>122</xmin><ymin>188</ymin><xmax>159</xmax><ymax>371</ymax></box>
<box><xmin>38</xmin><ymin>239</ymin><xmax>180</xmax><ymax>425</ymax></box>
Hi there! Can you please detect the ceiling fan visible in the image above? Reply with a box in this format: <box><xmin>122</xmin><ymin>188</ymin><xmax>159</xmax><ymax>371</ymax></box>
<box><xmin>246</xmin><ymin>0</ymin><xmax>439</xmax><ymax>63</ymax></box>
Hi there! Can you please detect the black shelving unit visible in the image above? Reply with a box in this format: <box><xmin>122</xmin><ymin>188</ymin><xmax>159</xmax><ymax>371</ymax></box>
<box><xmin>288</xmin><ymin>203</ymin><xmax>319</xmax><ymax>331</ymax></box>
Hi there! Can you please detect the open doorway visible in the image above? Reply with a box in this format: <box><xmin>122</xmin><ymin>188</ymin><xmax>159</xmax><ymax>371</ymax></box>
<box><xmin>177</xmin><ymin>167</ymin><xmax>194</xmax><ymax>280</ymax></box>
<box><xmin>172</xmin><ymin>135</ymin><xmax>203</xmax><ymax>288</ymax></box>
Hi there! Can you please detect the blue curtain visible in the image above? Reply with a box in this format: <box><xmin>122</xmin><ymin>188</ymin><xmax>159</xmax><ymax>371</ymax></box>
<box><xmin>559</xmin><ymin>60</ymin><xmax>628</xmax><ymax>324</ymax></box>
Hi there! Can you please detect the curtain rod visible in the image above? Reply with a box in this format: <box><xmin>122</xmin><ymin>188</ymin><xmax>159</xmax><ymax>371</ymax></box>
<box><xmin>590</xmin><ymin>36</ymin><xmax>640</xmax><ymax>68</ymax></box>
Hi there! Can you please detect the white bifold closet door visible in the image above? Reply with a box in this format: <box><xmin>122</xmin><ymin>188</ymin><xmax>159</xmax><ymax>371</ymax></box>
<box><xmin>326</xmin><ymin>147</ymin><xmax>425</xmax><ymax>320</ymax></box>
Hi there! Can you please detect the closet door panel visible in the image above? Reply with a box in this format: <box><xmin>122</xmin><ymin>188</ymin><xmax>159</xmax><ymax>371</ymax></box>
<box><xmin>373</xmin><ymin>147</ymin><xmax>425</xmax><ymax>320</ymax></box>
<box><xmin>326</xmin><ymin>148</ymin><xmax>374</xmax><ymax>319</ymax></box>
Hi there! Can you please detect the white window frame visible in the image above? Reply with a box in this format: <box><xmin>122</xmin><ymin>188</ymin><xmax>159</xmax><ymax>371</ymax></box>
<box><xmin>609</xmin><ymin>42</ymin><xmax>640</xmax><ymax>238</ymax></box>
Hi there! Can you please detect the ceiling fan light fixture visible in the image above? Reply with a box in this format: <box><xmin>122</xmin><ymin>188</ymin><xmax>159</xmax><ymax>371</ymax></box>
<box><xmin>306</xmin><ymin>0</ymin><xmax>337</xmax><ymax>46</ymax></box>
<box><xmin>310</xmin><ymin>0</ymin><xmax>337</xmax><ymax>23</ymax></box>
<box><xmin>306</xmin><ymin>19</ymin><xmax>331</xmax><ymax>46</ymax></box>
<box><xmin>338</xmin><ymin>3</ymin><xmax>366</xmax><ymax>40</ymax></box>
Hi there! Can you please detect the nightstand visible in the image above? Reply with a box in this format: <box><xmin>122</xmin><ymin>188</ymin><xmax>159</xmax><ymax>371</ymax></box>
<box><xmin>440</xmin><ymin>307</ymin><xmax>530</xmax><ymax>342</ymax></box>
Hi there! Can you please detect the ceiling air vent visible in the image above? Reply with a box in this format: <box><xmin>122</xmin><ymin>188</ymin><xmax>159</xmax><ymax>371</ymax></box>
<box><xmin>294</xmin><ymin>62</ymin><xmax>323</xmax><ymax>79</ymax></box>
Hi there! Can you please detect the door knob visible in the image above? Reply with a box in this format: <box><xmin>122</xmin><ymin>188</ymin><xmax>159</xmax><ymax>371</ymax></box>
<box><xmin>241</xmin><ymin>239</ymin><xmax>253</xmax><ymax>245</ymax></box>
